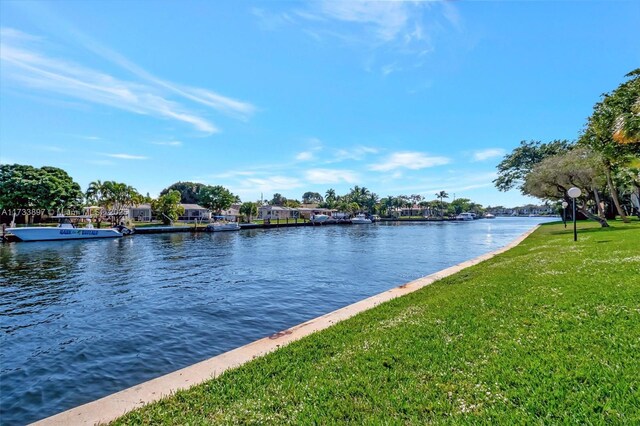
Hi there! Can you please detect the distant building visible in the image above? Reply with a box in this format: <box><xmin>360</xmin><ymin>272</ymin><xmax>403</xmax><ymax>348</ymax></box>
<box><xmin>179</xmin><ymin>204</ymin><xmax>211</xmax><ymax>222</ymax></box>
<box><xmin>296</xmin><ymin>207</ymin><xmax>334</xmax><ymax>219</ymax></box>
<box><xmin>485</xmin><ymin>204</ymin><xmax>553</xmax><ymax>216</ymax></box>
<box><xmin>129</xmin><ymin>204</ymin><xmax>152</xmax><ymax>222</ymax></box>
<box><xmin>219</xmin><ymin>203</ymin><xmax>241</xmax><ymax>221</ymax></box>
<box><xmin>257</xmin><ymin>205</ymin><xmax>300</xmax><ymax>220</ymax></box>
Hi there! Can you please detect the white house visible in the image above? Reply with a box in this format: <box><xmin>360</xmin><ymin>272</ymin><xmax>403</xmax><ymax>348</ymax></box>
<box><xmin>129</xmin><ymin>204</ymin><xmax>152</xmax><ymax>222</ymax></box>
<box><xmin>179</xmin><ymin>204</ymin><xmax>211</xmax><ymax>222</ymax></box>
<box><xmin>296</xmin><ymin>207</ymin><xmax>334</xmax><ymax>219</ymax></box>
<box><xmin>257</xmin><ymin>205</ymin><xmax>300</xmax><ymax>220</ymax></box>
<box><xmin>219</xmin><ymin>203</ymin><xmax>241</xmax><ymax>221</ymax></box>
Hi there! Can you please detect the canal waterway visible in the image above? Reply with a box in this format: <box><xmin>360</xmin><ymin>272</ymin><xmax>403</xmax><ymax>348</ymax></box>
<box><xmin>0</xmin><ymin>217</ymin><xmax>553</xmax><ymax>424</ymax></box>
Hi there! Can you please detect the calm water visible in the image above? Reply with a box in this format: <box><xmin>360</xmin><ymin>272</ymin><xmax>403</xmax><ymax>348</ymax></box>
<box><xmin>0</xmin><ymin>217</ymin><xmax>553</xmax><ymax>424</ymax></box>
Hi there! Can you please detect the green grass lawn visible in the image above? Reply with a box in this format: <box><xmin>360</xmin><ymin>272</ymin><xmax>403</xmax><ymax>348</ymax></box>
<box><xmin>112</xmin><ymin>221</ymin><xmax>640</xmax><ymax>424</ymax></box>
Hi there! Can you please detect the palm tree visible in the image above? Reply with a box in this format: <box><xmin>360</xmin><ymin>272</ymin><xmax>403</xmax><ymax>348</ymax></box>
<box><xmin>85</xmin><ymin>180</ymin><xmax>106</xmax><ymax>227</ymax></box>
<box><xmin>85</xmin><ymin>180</ymin><xmax>105</xmax><ymax>205</ymax></box>
<box><xmin>101</xmin><ymin>181</ymin><xmax>143</xmax><ymax>225</ymax></box>
<box><xmin>436</xmin><ymin>191</ymin><xmax>449</xmax><ymax>217</ymax></box>
<box><xmin>325</xmin><ymin>188</ymin><xmax>337</xmax><ymax>208</ymax></box>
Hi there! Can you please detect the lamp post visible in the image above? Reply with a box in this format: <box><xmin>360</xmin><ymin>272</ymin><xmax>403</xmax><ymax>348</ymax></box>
<box><xmin>567</xmin><ymin>187</ymin><xmax>582</xmax><ymax>241</ymax></box>
<box><xmin>561</xmin><ymin>201</ymin><xmax>568</xmax><ymax>228</ymax></box>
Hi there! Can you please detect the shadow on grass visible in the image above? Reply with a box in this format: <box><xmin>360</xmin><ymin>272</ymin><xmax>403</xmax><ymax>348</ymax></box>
<box><xmin>549</xmin><ymin>226</ymin><xmax>635</xmax><ymax>236</ymax></box>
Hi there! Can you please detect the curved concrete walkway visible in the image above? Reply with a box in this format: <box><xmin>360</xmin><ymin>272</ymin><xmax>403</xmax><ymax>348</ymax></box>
<box><xmin>33</xmin><ymin>225</ymin><xmax>540</xmax><ymax>425</ymax></box>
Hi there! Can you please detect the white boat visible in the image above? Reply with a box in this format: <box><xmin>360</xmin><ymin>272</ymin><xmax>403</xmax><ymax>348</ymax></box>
<box><xmin>206</xmin><ymin>221</ymin><xmax>240</xmax><ymax>232</ymax></box>
<box><xmin>484</xmin><ymin>213</ymin><xmax>496</xmax><ymax>219</ymax></box>
<box><xmin>7</xmin><ymin>215</ymin><xmax>124</xmax><ymax>242</ymax></box>
<box><xmin>455</xmin><ymin>212</ymin><xmax>475</xmax><ymax>221</ymax></box>
<box><xmin>310</xmin><ymin>214</ymin><xmax>330</xmax><ymax>224</ymax></box>
<box><xmin>351</xmin><ymin>213</ymin><xmax>372</xmax><ymax>224</ymax></box>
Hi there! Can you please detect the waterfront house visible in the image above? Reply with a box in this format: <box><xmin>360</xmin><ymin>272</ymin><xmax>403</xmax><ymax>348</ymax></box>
<box><xmin>129</xmin><ymin>204</ymin><xmax>152</xmax><ymax>222</ymax></box>
<box><xmin>219</xmin><ymin>203</ymin><xmax>241</xmax><ymax>221</ymax></box>
<box><xmin>257</xmin><ymin>205</ymin><xmax>300</xmax><ymax>220</ymax></box>
<box><xmin>179</xmin><ymin>204</ymin><xmax>211</xmax><ymax>222</ymax></box>
<box><xmin>296</xmin><ymin>207</ymin><xmax>334</xmax><ymax>220</ymax></box>
<box><xmin>398</xmin><ymin>206</ymin><xmax>424</xmax><ymax>217</ymax></box>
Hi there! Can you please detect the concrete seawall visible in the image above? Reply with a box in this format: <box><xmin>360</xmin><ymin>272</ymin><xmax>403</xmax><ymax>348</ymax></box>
<box><xmin>33</xmin><ymin>225</ymin><xmax>540</xmax><ymax>426</ymax></box>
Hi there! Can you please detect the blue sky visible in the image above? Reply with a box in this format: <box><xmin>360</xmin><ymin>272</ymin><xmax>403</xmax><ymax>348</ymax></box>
<box><xmin>1</xmin><ymin>1</ymin><xmax>638</xmax><ymax>207</ymax></box>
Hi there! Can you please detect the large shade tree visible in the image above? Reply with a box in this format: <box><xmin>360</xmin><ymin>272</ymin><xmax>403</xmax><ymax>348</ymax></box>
<box><xmin>579</xmin><ymin>69</ymin><xmax>640</xmax><ymax>222</ymax></box>
<box><xmin>1</xmin><ymin>164</ymin><xmax>83</xmax><ymax>223</ymax></box>
<box><xmin>494</xmin><ymin>140</ymin><xmax>573</xmax><ymax>192</ymax></box>
<box><xmin>152</xmin><ymin>190</ymin><xmax>184</xmax><ymax>225</ymax></box>
<box><xmin>523</xmin><ymin>148</ymin><xmax>608</xmax><ymax>227</ymax></box>
<box><xmin>302</xmin><ymin>192</ymin><xmax>324</xmax><ymax>204</ymax></box>
<box><xmin>160</xmin><ymin>181</ymin><xmax>209</xmax><ymax>204</ymax></box>
<box><xmin>200</xmin><ymin>185</ymin><xmax>237</xmax><ymax>214</ymax></box>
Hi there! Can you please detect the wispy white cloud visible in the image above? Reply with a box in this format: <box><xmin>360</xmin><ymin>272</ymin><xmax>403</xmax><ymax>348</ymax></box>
<box><xmin>330</xmin><ymin>145</ymin><xmax>379</xmax><ymax>163</ymax></box>
<box><xmin>237</xmin><ymin>175</ymin><xmax>304</xmax><ymax>193</ymax></box>
<box><xmin>385</xmin><ymin>171</ymin><xmax>498</xmax><ymax>196</ymax></box>
<box><xmin>304</xmin><ymin>168</ymin><xmax>359</xmax><ymax>184</ymax></box>
<box><xmin>0</xmin><ymin>27</ymin><xmax>256</xmax><ymax>133</ymax></box>
<box><xmin>317</xmin><ymin>1</ymin><xmax>412</xmax><ymax>42</ymax></box>
<box><xmin>381</xmin><ymin>62</ymin><xmax>401</xmax><ymax>76</ymax></box>
<box><xmin>296</xmin><ymin>151</ymin><xmax>315</xmax><ymax>161</ymax></box>
<box><xmin>150</xmin><ymin>141</ymin><xmax>183</xmax><ymax>147</ymax></box>
<box><xmin>295</xmin><ymin>137</ymin><xmax>323</xmax><ymax>162</ymax></box>
<box><xmin>472</xmin><ymin>148</ymin><xmax>506</xmax><ymax>162</ymax></box>
<box><xmin>370</xmin><ymin>152</ymin><xmax>450</xmax><ymax>172</ymax></box>
<box><xmin>269</xmin><ymin>1</ymin><xmax>461</xmax><ymax>75</ymax></box>
<box><xmin>101</xmin><ymin>153</ymin><xmax>148</xmax><ymax>160</ymax></box>
<box><xmin>251</xmin><ymin>8</ymin><xmax>296</xmax><ymax>31</ymax></box>
<box><xmin>39</xmin><ymin>23</ymin><xmax>258</xmax><ymax>120</ymax></box>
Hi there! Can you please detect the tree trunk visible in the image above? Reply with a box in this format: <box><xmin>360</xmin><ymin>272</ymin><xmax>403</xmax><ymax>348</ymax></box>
<box><xmin>578</xmin><ymin>204</ymin><xmax>609</xmax><ymax>227</ymax></box>
<box><xmin>592</xmin><ymin>188</ymin><xmax>605</xmax><ymax>218</ymax></box>
<box><xmin>604</xmin><ymin>163</ymin><xmax>629</xmax><ymax>223</ymax></box>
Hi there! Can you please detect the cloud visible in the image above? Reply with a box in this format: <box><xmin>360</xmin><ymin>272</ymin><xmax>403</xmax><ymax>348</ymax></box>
<box><xmin>0</xmin><ymin>27</ymin><xmax>256</xmax><ymax>133</ymax></box>
<box><xmin>296</xmin><ymin>151</ymin><xmax>315</xmax><ymax>161</ymax></box>
<box><xmin>253</xmin><ymin>2</ymin><xmax>461</xmax><ymax>75</ymax></box>
<box><xmin>384</xmin><ymin>171</ymin><xmax>498</xmax><ymax>195</ymax></box>
<box><xmin>304</xmin><ymin>168</ymin><xmax>359</xmax><ymax>184</ymax></box>
<box><xmin>101</xmin><ymin>153</ymin><xmax>148</xmax><ymax>160</ymax></box>
<box><xmin>330</xmin><ymin>146</ymin><xmax>378</xmax><ymax>163</ymax></box>
<box><xmin>150</xmin><ymin>141</ymin><xmax>183</xmax><ymax>147</ymax></box>
<box><xmin>369</xmin><ymin>152</ymin><xmax>450</xmax><ymax>172</ymax></box>
<box><xmin>237</xmin><ymin>175</ymin><xmax>304</xmax><ymax>193</ymax></box>
<box><xmin>472</xmin><ymin>148</ymin><xmax>506</xmax><ymax>162</ymax></box>
<box><xmin>318</xmin><ymin>1</ymin><xmax>411</xmax><ymax>42</ymax></box>
<box><xmin>295</xmin><ymin>137</ymin><xmax>323</xmax><ymax>162</ymax></box>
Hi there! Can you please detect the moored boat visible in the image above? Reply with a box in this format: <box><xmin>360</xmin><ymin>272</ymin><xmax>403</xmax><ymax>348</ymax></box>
<box><xmin>351</xmin><ymin>213</ymin><xmax>372</xmax><ymax>224</ymax></box>
<box><xmin>455</xmin><ymin>212</ymin><xmax>475</xmax><ymax>221</ymax></box>
<box><xmin>206</xmin><ymin>221</ymin><xmax>240</xmax><ymax>232</ymax></box>
<box><xmin>310</xmin><ymin>214</ymin><xmax>330</xmax><ymax>224</ymax></box>
<box><xmin>7</xmin><ymin>215</ymin><xmax>125</xmax><ymax>242</ymax></box>
<box><xmin>484</xmin><ymin>213</ymin><xmax>496</xmax><ymax>219</ymax></box>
